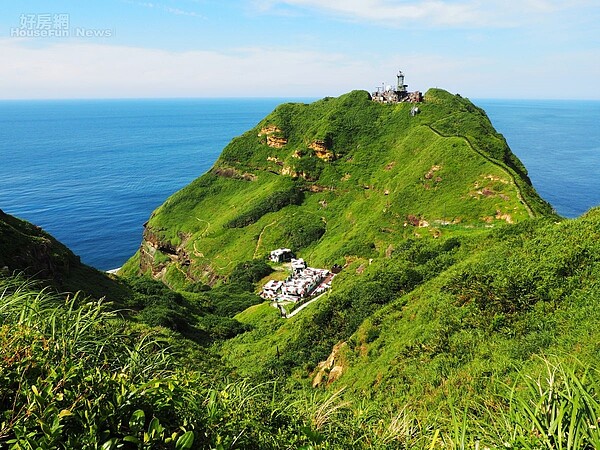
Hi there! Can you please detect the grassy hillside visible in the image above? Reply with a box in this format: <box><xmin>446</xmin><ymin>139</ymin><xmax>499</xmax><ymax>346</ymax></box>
<box><xmin>0</xmin><ymin>208</ymin><xmax>131</xmax><ymax>302</ymax></box>
<box><xmin>122</xmin><ymin>89</ymin><xmax>553</xmax><ymax>287</ymax></box>
<box><xmin>222</xmin><ymin>207</ymin><xmax>600</xmax><ymax>385</ymax></box>
<box><xmin>4</xmin><ymin>210</ymin><xmax>600</xmax><ymax>448</ymax></box>
<box><xmin>3</xmin><ymin>89</ymin><xmax>600</xmax><ymax>449</ymax></box>
<box><xmin>216</xmin><ymin>208</ymin><xmax>600</xmax><ymax>447</ymax></box>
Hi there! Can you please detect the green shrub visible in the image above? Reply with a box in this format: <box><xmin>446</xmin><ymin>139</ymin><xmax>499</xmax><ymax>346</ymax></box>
<box><xmin>206</xmin><ymin>285</ymin><xmax>263</xmax><ymax>317</ymax></box>
<box><xmin>225</xmin><ymin>185</ymin><xmax>304</xmax><ymax>229</ymax></box>
<box><xmin>0</xmin><ymin>276</ymin><xmax>198</xmax><ymax>449</ymax></box>
<box><xmin>229</xmin><ymin>259</ymin><xmax>273</xmax><ymax>290</ymax></box>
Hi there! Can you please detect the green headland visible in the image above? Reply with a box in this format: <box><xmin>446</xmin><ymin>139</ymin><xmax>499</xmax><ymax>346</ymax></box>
<box><xmin>4</xmin><ymin>89</ymin><xmax>600</xmax><ymax>449</ymax></box>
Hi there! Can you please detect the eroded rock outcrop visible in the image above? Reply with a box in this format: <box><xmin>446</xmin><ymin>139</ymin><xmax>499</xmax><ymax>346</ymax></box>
<box><xmin>139</xmin><ymin>225</ymin><xmax>191</xmax><ymax>279</ymax></box>
<box><xmin>213</xmin><ymin>167</ymin><xmax>257</xmax><ymax>181</ymax></box>
<box><xmin>309</xmin><ymin>140</ymin><xmax>335</xmax><ymax>161</ymax></box>
<box><xmin>312</xmin><ymin>341</ymin><xmax>348</xmax><ymax>387</ymax></box>
<box><xmin>259</xmin><ymin>125</ymin><xmax>288</xmax><ymax>148</ymax></box>
<box><xmin>267</xmin><ymin>135</ymin><xmax>287</xmax><ymax>148</ymax></box>
<box><xmin>258</xmin><ymin>125</ymin><xmax>282</xmax><ymax>136</ymax></box>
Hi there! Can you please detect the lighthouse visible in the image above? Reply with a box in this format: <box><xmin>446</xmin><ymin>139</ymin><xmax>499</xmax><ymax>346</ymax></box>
<box><xmin>372</xmin><ymin>70</ymin><xmax>421</xmax><ymax>104</ymax></box>
<box><xmin>397</xmin><ymin>70</ymin><xmax>408</xmax><ymax>93</ymax></box>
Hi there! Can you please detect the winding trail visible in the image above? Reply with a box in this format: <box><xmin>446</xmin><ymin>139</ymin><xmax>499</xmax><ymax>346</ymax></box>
<box><xmin>192</xmin><ymin>241</ymin><xmax>203</xmax><ymax>257</ymax></box>
<box><xmin>425</xmin><ymin>123</ymin><xmax>534</xmax><ymax>218</ymax></box>
<box><xmin>195</xmin><ymin>218</ymin><xmax>211</xmax><ymax>237</ymax></box>
<box><xmin>190</xmin><ymin>219</ymin><xmax>233</xmax><ymax>270</ymax></box>
<box><xmin>253</xmin><ymin>220</ymin><xmax>279</xmax><ymax>259</ymax></box>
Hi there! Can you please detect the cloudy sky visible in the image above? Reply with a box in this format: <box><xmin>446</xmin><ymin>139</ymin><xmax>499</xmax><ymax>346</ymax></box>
<box><xmin>0</xmin><ymin>0</ymin><xmax>598</xmax><ymax>99</ymax></box>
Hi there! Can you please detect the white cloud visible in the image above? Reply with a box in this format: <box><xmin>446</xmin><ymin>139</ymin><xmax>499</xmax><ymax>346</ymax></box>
<box><xmin>0</xmin><ymin>39</ymin><xmax>375</xmax><ymax>98</ymax></box>
<box><xmin>257</xmin><ymin>0</ymin><xmax>481</xmax><ymax>26</ymax></box>
<box><xmin>255</xmin><ymin>0</ymin><xmax>592</xmax><ymax>28</ymax></box>
<box><xmin>0</xmin><ymin>39</ymin><xmax>596</xmax><ymax>99</ymax></box>
<box><xmin>125</xmin><ymin>1</ymin><xmax>205</xmax><ymax>18</ymax></box>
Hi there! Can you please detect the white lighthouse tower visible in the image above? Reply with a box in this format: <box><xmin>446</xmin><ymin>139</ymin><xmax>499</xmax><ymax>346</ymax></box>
<box><xmin>396</xmin><ymin>70</ymin><xmax>408</xmax><ymax>93</ymax></box>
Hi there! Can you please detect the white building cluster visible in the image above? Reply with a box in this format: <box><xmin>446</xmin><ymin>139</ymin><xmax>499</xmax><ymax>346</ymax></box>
<box><xmin>261</xmin><ymin>252</ymin><xmax>334</xmax><ymax>303</ymax></box>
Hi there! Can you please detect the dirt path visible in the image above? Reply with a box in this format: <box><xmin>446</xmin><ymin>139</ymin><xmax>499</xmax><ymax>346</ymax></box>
<box><xmin>425</xmin><ymin>124</ymin><xmax>534</xmax><ymax>218</ymax></box>
<box><xmin>192</xmin><ymin>242</ymin><xmax>201</xmax><ymax>257</ymax></box>
<box><xmin>195</xmin><ymin>218</ymin><xmax>211</xmax><ymax>236</ymax></box>
<box><xmin>253</xmin><ymin>220</ymin><xmax>279</xmax><ymax>259</ymax></box>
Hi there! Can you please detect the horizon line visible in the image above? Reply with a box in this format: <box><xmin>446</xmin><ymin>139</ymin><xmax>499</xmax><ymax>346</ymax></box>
<box><xmin>0</xmin><ymin>94</ymin><xmax>598</xmax><ymax>102</ymax></box>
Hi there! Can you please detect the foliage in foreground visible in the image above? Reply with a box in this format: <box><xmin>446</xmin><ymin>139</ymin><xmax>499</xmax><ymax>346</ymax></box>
<box><xmin>2</xmin><ymin>275</ymin><xmax>600</xmax><ymax>449</ymax></box>
<box><xmin>0</xmin><ymin>276</ymin><xmax>197</xmax><ymax>449</ymax></box>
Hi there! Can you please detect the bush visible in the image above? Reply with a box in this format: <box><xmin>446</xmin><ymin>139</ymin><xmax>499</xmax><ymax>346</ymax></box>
<box><xmin>0</xmin><ymin>276</ymin><xmax>198</xmax><ymax>449</ymax></box>
<box><xmin>126</xmin><ymin>276</ymin><xmax>201</xmax><ymax>334</ymax></box>
<box><xmin>225</xmin><ymin>185</ymin><xmax>304</xmax><ymax>228</ymax></box>
<box><xmin>283</xmin><ymin>214</ymin><xmax>326</xmax><ymax>249</ymax></box>
<box><xmin>197</xmin><ymin>314</ymin><xmax>250</xmax><ymax>340</ymax></box>
<box><xmin>207</xmin><ymin>285</ymin><xmax>264</xmax><ymax>317</ymax></box>
<box><xmin>229</xmin><ymin>259</ymin><xmax>273</xmax><ymax>290</ymax></box>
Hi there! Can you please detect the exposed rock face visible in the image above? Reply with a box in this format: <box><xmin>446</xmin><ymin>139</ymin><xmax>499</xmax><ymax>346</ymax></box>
<box><xmin>281</xmin><ymin>165</ymin><xmax>298</xmax><ymax>178</ymax></box>
<box><xmin>258</xmin><ymin>125</ymin><xmax>282</xmax><ymax>136</ymax></box>
<box><xmin>495</xmin><ymin>210</ymin><xmax>514</xmax><ymax>224</ymax></box>
<box><xmin>312</xmin><ymin>341</ymin><xmax>347</xmax><ymax>387</ymax></box>
<box><xmin>267</xmin><ymin>156</ymin><xmax>283</xmax><ymax>166</ymax></box>
<box><xmin>267</xmin><ymin>135</ymin><xmax>287</xmax><ymax>148</ymax></box>
<box><xmin>139</xmin><ymin>225</ymin><xmax>191</xmax><ymax>280</ymax></box>
<box><xmin>424</xmin><ymin>165</ymin><xmax>441</xmax><ymax>180</ymax></box>
<box><xmin>213</xmin><ymin>167</ymin><xmax>256</xmax><ymax>181</ymax></box>
<box><xmin>280</xmin><ymin>165</ymin><xmax>316</xmax><ymax>181</ymax></box>
<box><xmin>259</xmin><ymin>125</ymin><xmax>288</xmax><ymax>148</ymax></box>
<box><xmin>309</xmin><ymin>140</ymin><xmax>335</xmax><ymax>161</ymax></box>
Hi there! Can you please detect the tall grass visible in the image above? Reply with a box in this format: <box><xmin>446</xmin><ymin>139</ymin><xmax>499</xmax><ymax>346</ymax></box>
<box><xmin>0</xmin><ymin>275</ymin><xmax>193</xmax><ymax>449</ymax></box>
<box><xmin>437</xmin><ymin>356</ymin><xmax>600</xmax><ymax>450</ymax></box>
<box><xmin>503</xmin><ymin>357</ymin><xmax>600</xmax><ymax>449</ymax></box>
<box><xmin>3</xmin><ymin>276</ymin><xmax>600</xmax><ymax>449</ymax></box>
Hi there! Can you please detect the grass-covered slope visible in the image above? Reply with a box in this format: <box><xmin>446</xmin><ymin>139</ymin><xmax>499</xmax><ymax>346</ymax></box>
<box><xmin>217</xmin><ymin>208</ymin><xmax>600</xmax><ymax>447</ymax></box>
<box><xmin>123</xmin><ymin>89</ymin><xmax>553</xmax><ymax>287</ymax></box>
<box><xmin>0</xmin><ymin>209</ymin><xmax>130</xmax><ymax>302</ymax></box>
<box><xmin>5</xmin><ymin>260</ymin><xmax>600</xmax><ymax>449</ymax></box>
<box><xmin>0</xmin><ymin>210</ymin><xmax>261</xmax><ymax>347</ymax></box>
<box><xmin>332</xmin><ymin>208</ymin><xmax>600</xmax><ymax>400</ymax></box>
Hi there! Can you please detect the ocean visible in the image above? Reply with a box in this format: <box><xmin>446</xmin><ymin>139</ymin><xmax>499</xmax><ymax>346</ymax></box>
<box><xmin>475</xmin><ymin>99</ymin><xmax>600</xmax><ymax>219</ymax></box>
<box><xmin>1</xmin><ymin>98</ymin><xmax>599</xmax><ymax>271</ymax></box>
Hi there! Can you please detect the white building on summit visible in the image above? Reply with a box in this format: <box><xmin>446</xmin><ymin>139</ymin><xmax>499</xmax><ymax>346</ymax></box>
<box><xmin>371</xmin><ymin>70</ymin><xmax>423</xmax><ymax>104</ymax></box>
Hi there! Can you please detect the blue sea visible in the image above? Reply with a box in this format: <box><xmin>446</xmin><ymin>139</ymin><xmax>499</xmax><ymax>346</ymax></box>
<box><xmin>1</xmin><ymin>98</ymin><xmax>599</xmax><ymax>271</ymax></box>
<box><xmin>476</xmin><ymin>99</ymin><xmax>600</xmax><ymax>218</ymax></box>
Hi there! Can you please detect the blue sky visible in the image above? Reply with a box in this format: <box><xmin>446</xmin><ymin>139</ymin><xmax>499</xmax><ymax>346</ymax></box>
<box><xmin>0</xmin><ymin>0</ymin><xmax>598</xmax><ymax>99</ymax></box>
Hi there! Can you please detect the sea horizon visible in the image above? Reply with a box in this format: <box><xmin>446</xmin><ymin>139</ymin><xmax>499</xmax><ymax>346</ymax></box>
<box><xmin>1</xmin><ymin>97</ymin><xmax>599</xmax><ymax>270</ymax></box>
<box><xmin>1</xmin><ymin>96</ymin><xmax>598</xmax><ymax>102</ymax></box>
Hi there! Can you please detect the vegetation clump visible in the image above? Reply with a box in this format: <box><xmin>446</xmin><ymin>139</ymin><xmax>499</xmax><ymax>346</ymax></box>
<box><xmin>224</xmin><ymin>183</ymin><xmax>304</xmax><ymax>229</ymax></box>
